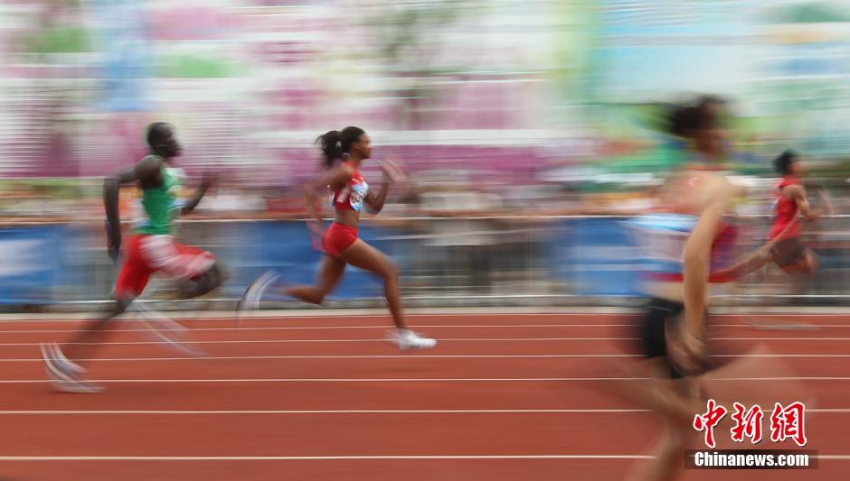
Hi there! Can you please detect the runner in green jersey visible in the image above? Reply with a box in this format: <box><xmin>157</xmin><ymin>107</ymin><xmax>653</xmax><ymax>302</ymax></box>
<box><xmin>41</xmin><ymin>122</ymin><xmax>221</xmax><ymax>393</ymax></box>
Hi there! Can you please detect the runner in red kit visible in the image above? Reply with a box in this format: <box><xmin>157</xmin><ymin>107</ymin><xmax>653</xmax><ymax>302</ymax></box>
<box><xmin>709</xmin><ymin>150</ymin><xmax>832</xmax><ymax>281</ymax></box>
<box><xmin>767</xmin><ymin>151</ymin><xmax>826</xmax><ymax>274</ymax></box>
<box><xmin>238</xmin><ymin>126</ymin><xmax>436</xmax><ymax>350</ymax></box>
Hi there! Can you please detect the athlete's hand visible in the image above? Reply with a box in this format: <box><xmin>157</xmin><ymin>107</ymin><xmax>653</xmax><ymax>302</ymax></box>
<box><xmin>104</xmin><ymin>220</ymin><xmax>121</xmax><ymax>263</ymax></box>
<box><xmin>380</xmin><ymin>156</ymin><xmax>406</xmax><ymax>183</ymax></box>
<box><xmin>202</xmin><ymin>171</ymin><xmax>218</xmax><ymax>185</ymax></box>
<box><xmin>107</xmin><ymin>232</ymin><xmax>121</xmax><ymax>264</ymax></box>
<box><xmin>819</xmin><ymin>189</ymin><xmax>835</xmax><ymax>216</ymax></box>
<box><xmin>671</xmin><ymin>323</ymin><xmax>708</xmax><ymax>376</ymax></box>
<box><xmin>200</xmin><ymin>171</ymin><xmax>219</xmax><ymax>192</ymax></box>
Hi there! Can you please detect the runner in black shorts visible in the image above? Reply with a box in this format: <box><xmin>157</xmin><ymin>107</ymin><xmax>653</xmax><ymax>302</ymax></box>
<box><xmin>627</xmin><ymin>96</ymin><xmax>743</xmax><ymax>481</ymax></box>
<box><xmin>640</xmin><ymin>298</ymin><xmax>687</xmax><ymax>379</ymax></box>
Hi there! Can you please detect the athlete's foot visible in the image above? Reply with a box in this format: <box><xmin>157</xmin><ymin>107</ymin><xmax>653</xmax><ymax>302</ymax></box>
<box><xmin>42</xmin><ymin>343</ymin><xmax>85</xmax><ymax>375</ymax></box>
<box><xmin>236</xmin><ymin>270</ymin><xmax>280</xmax><ymax>315</ymax></box>
<box><xmin>390</xmin><ymin>329</ymin><xmax>437</xmax><ymax>351</ymax></box>
<box><xmin>40</xmin><ymin>344</ymin><xmax>103</xmax><ymax>394</ymax></box>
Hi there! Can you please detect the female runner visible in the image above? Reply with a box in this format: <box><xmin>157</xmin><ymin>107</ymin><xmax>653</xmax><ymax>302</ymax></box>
<box><xmin>240</xmin><ymin>126</ymin><xmax>436</xmax><ymax>350</ymax></box>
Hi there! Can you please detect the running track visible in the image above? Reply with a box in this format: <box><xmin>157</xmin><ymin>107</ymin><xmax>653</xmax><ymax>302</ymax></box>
<box><xmin>0</xmin><ymin>312</ymin><xmax>847</xmax><ymax>480</ymax></box>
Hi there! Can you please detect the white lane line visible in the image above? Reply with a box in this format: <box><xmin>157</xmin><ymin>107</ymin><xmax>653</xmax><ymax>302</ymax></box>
<box><xmin>0</xmin><ymin>338</ymin><xmax>630</xmax><ymax>347</ymax></box>
<box><xmin>0</xmin><ymin>455</ymin><xmax>654</xmax><ymax>461</ymax></box>
<box><xmin>1</xmin><ymin>354</ymin><xmax>635</xmax><ymax>362</ymax></box>
<box><xmin>2</xmin><ymin>306</ymin><xmax>850</xmax><ymax>322</ymax></box>
<box><xmin>0</xmin><ymin>408</ymin><xmax>845</xmax><ymax>415</ymax></box>
<box><xmin>0</xmin><ymin>324</ymin><xmax>650</xmax><ymax>334</ymax></box>
<box><xmin>2</xmin><ymin>353</ymin><xmax>849</xmax><ymax>363</ymax></box>
<box><xmin>0</xmin><ymin>409</ymin><xmax>650</xmax><ymax>415</ymax></box>
<box><xmin>0</xmin><ymin>323</ymin><xmax>841</xmax><ymax>334</ymax></box>
<box><xmin>36</xmin><ymin>306</ymin><xmax>772</xmax><ymax>321</ymax></box>
<box><xmin>1</xmin><ymin>376</ymin><xmax>849</xmax><ymax>384</ymax></box>
<box><xmin>0</xmin><ymin>311</ymin><xmax>640</xmax><ymax>322</ymax></box>
<box><xmin>0</xmin><ymin>337</ymin><xmax>844</xmax><ymax>347</ymax></box>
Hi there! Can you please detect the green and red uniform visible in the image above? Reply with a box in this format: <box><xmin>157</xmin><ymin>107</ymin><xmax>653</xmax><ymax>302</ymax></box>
<box><xmin>115</xmin><ymin>156</ymin><xmax>215</xmax><ymax>298</ymax></box>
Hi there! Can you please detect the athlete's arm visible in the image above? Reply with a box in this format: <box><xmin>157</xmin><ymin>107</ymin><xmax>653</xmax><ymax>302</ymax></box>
<box><xmin>683</xmin><ymin>201</ymin><xmax>725</xmax><ymax>331</ymax></box>
<box><xmin>365</xmin><ymin>180</ymin><xmax>390</xmax><ymax>214</ymax></box>
<box><xmin>304</xmin><ymin>166</ymin><xmax>353</xmax><ymax>224</ymax></box>
<box><xmin>680</xmin><ymin>180</ymin><xmax>734</xmax><ymax>366</ymax></box>
<box><xmin>103</xmin><ymin>157</ymin><xmax>161</xmax><ymax>259</ymax></box>
<box><xmin>181</xmin><ymin>173</ymin><xmax>216</xmax><ymax>215</ymax></box>
<box><xmin>709</xmin><ymin>246</ymin><xmax>773</xmax><ymax>282</ymax></box>
<box><xmin>366</xmin><ymin>160</ymin><xmax>402</xmax><ymax>214</ymax></box>
<box><xmin>790</xmin><ymin>184</ymin><xmax>820</xmax><ymax>222</ymax></box>
<box><xmin>819</xmin><ymin>188</ymin><xmax>835</xmax><ymax>216</ymax></box>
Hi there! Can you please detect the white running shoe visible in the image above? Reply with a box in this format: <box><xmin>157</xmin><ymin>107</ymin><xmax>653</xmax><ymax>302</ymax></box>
<box><xmin>390</xmin><ymin>329</ymin><xmax>437</xmax><ymax>351</ymax></box>
<box><xmin>40</xmin><ymin>344</ymin><xmax>102</xmax><ymax>394</ymax></box>
<box><xmin>44</xmin><ymin>343</ymin><xmax>85</xmax><ymax>376</ymax></box>
<box><xmin>236</xmin><ymin>270</ymin><xmax>280</xmax><ymax>317</ymax></box>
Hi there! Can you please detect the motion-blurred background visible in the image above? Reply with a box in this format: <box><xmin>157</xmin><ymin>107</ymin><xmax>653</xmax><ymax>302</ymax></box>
<box><xmin>2</xmin><ymin>0</ymin><xmax>850</xmax><ymax>309</ymax></box>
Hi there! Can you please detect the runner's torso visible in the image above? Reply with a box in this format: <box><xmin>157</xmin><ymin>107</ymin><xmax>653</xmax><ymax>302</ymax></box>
<box><xmin>330</xmin><ymin>162</ymin><xmax>369</xmax><ymax>228</ymax></box>
<box><xmin>632</xmin><ymin>169</ymin><xmax>739</xmax><ymax>301</ymax></box>
<box><xmin>769</xmin><ymin>177</ymin><xmax>801</xmax><ymax>240</ymax></box>
<box><xmin>134</xmin><ymin>156</ymin><xmax>183</xmax><ymax>236</ymax></box>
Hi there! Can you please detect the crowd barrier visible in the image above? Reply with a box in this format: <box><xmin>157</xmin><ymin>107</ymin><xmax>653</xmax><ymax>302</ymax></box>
<box><xmin>1</xmin><ymin>216</ymin><xmax>849</xmax><ymax>308</ymax></box>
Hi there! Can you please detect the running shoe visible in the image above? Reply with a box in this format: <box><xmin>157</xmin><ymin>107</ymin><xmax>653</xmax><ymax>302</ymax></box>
<box><xmin>236</xmin><ymin>270</ymin><xmax>280</xmax><ymax>320</ymax></box>
<box><xmin>389</xmin><ymin>329</ymin><xmax>437</xmax><ymax>351</ymax></box>
<box><xmin>40</xmin><ymin>344</ymin><xmax>102</xmax><ymax>394</ymax></box>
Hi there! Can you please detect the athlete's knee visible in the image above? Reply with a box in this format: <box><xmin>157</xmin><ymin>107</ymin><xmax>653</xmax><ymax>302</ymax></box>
<box><xmin>382</xmin><ymin>260</ymin><xmax>399</xmax><ymax>281</ymax></box>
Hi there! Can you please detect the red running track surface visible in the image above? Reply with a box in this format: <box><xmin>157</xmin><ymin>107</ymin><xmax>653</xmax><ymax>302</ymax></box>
<box><xmin>0</xmin><ymin>312</ymin><xmax>847</xmax><ymax>480</ymax></box>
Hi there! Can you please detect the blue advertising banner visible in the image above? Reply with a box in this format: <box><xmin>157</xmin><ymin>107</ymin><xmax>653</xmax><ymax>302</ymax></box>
<box><xmin>3</xmin><ymin>218</ymin><xmax>845</xmax><ymax>305</ymax></box>
<box><xmin>548</xmin><ymin>217</ymin><xmax>643</xmax><ymax>297</ymax></box>
<box><xmin>0</xmin><ymin>226</ymin><xmax>65</xmax><ymax>304</ymax></box>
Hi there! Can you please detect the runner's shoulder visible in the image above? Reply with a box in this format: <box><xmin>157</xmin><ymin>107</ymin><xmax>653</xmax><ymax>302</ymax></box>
<box><xmin>135</xmin><ymin>155</ymin><xmax>164</xmax><ymax>181</ymax></box>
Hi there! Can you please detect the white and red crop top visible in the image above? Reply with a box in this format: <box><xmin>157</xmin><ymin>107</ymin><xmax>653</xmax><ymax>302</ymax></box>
<box><xmin>331</xmin><ymin>162</ymin><xmax>370</xmax><ymax>212</ymax></box>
